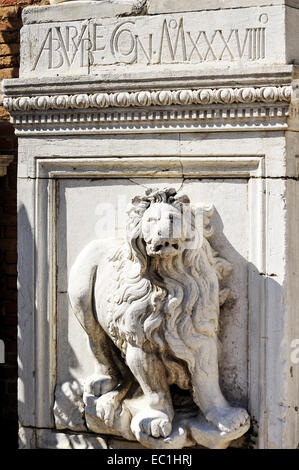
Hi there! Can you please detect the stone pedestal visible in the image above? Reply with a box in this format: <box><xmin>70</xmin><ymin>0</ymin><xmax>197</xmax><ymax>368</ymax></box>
<box><xmin>3</xmin><ymin>0</ymin><xmax>299</xmax><ymax>449</ymax></box>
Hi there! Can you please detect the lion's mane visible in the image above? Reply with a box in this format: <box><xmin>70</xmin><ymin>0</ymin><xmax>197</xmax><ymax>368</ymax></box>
<box><xmin>107</xmin><ymin>188</ymin><xmax>232</xmax><ymax>390</ymax></box>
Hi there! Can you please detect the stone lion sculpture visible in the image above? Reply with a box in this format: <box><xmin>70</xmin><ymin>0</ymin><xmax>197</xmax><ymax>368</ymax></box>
<box><xmin>68</xmin><ymin>187</ymin><xmax>249</xmax><ymax>447</ymax></box>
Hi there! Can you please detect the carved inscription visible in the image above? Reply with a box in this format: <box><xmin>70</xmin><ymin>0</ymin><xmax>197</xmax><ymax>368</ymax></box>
<box><xmin>31</xmin><ymin>14</ymin><xmax>267</xmax><ymax>71</ymax></box>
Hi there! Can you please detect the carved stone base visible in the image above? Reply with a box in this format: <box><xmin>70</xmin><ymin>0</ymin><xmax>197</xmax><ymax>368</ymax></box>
<box><xmin>54</xmin><ymin>381</ymin><xmax>250</xmax><ymax>449</ymax></box>
<box><xmin>86</xmin><ymin>395</ymin><xmax>250</xmax><ymax>450</ymax></box>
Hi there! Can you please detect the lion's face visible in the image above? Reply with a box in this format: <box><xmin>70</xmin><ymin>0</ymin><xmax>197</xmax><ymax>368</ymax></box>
<box><xmin>141</xmin><ymin>202</ymin><xmax>191</xmax><ymax>258</ymax></box>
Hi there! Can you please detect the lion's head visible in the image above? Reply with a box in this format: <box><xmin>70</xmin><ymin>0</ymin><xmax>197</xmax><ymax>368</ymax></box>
<box><xmin>108</xmin><ymin>188</ymin><xmax>232</xmax><ymax>387</ymax></box>
<box><xmin>126</xmin><ymin>187</ymin><xmax>209</xmax><ymax>265</ymax></box>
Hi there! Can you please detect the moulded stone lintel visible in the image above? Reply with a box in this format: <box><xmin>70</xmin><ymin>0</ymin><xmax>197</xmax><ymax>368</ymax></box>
<box><xmin>0</xmin><ymin>155</ymin><xmax>14</xmax><ymax>176</ymax></box>
<box><xmin>22</xmin><ymin>0</ymin><xmax>146</xmax><ymax>24</ymax></box>
<box><xmin>18</xmin><ymin>4</ymin><xmax>299</xmax><ymax>79</ymax></box>
<box><xmin>2</xmin><ymin>80</ymin><xmax>295</xmax><ymax>135</ymax></box>
<box><xmin>147</xmin><ymin>0</ymin><xmax>299</xmax><ymax>15</ymax></box>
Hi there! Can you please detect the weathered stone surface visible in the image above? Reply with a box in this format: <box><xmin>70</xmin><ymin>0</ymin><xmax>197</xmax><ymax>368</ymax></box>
<box><xmin>24</xmin><ymin>0</ymin><xmax>146</xmax><ymax>22</ymax></box>
<box><xmin>0</xmin><ymin>155</ymin><xmax>14</xmax><ymax>176</ymax></box>
<box><xmin>108</xmin><ymin>438</ymin><xmax>146</xmax><ymax>449</ymax></box>
<box><xmin>53</xmin><ymin>380</ymin><xmax>87</xmax><ymax>431</ymax></box>
<box><xmin>36</xmin><ymin>429</ymin><xmax>108</xmax><ymax>449</ymax></box>
<box><xmin>3</xmin><ymin>66</ymin><xmax>297</xmax><ymax>137</ymax></box>
<box><xmin>19</xmin><ymin>4</ymin><xmax>299</xmax><ymax>78</ymax></box>
<box><xmin>147</xmin><ymin>0</ymin><xmax>299</xmax><ymax>15</ymax></box>
<box><xmin>4</xmin><ymin>0</ymin><xmax>299</xmax><ymax>450</ymax></box>
<box><xmin>19</xmin><ymin>427</ymin><xmax>36</xmax><ymax>449</ymax></box>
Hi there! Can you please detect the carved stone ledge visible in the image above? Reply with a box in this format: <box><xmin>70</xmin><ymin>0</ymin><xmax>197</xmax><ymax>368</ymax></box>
<box><xmin>2</xmin><ymin>85</ymin><xmax>293</xmax><ymax>135</ymax></box>
<box><xmin>9</xmin><ymin>106</ymin><xmax>290</xmax><ymax>135</ymax></box>
<box><xmin>3</xmin><ymin>86</ymin><xmax>292</xmax><ymax>112</ymax></box>
<box><xmin>0</xmin><ymin>155</ymin><xmax>14</xmax><ymax>176</ymax></box>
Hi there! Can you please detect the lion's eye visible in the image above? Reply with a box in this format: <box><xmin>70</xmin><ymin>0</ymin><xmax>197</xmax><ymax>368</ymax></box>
<box><xmin>147</xmin><ymin>217</ymin><xmax>156</xmax><ymax>222</ymax></box>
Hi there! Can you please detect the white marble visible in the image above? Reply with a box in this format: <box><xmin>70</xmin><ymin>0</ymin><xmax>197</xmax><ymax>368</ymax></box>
<box><xmin>25</xmin><ymin>1</ymin><xmax>146</xmax><ymax>19</ymax></box>
<box><xmin>3</xmin><ymin>0</ymin><xmax>299</xmax><ymax>449</ymax></box>
<box><xmin>36</xmin><ymin>429</ymin><xmax>108</xmax><ymax>449</ymax></box>
<box><xmin>64</xmin><ymin>188</ymin><xmax>249</xmax><ymax>448</ymax></box>
<box><xmin>18</xmin><ymin>4</ymin><xmax>298</xmax><ymax>78</ymax></box>
<box><xmin>147</xmin><ymin>0</ymin><xmax>299</xmax><ymax>15</ymax></box>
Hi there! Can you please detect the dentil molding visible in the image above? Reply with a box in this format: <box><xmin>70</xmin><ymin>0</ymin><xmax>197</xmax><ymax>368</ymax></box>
<box><xmin>2</xmin><ymin>83</ymin><xmax>297</xmax><ymax>135</ymax></box>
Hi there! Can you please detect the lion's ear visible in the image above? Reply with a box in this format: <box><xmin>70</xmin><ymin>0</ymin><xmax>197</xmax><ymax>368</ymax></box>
<box><xmin>131</xmin><ymin>195</ymin><xmax>143</xmax><ymax>205</ymax></box>
<box><xmin>192</xmin><ymin>204</ymin><xmax>214</xmax><ymax>238</ymax></box>
<box><xmin>219</xmin><ymin>287</ymin><xmax>231</xmax><ymax>306</ymax></box>
<box><xmin>192</xmin><ymin>204</ymin><xmax>214</xmax><ymax>218</ymax></box>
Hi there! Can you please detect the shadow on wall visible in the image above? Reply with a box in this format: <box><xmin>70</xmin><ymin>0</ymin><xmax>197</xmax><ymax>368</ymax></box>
<box><xmin>0</xmin><ymin>158</ymin><xmax>17</xmax><ymax>449</ymax></box>
<box><xmin>211</xmin><ymin>206</ymin><xmax>284</xmax><ymax>445</ymax></box>
<box><xmin>18</xmin><ymin>201</ymin><xmax>81</xmax><ymax>449</ymax></box>
<box><xmin>17</xmin><ymin>203</ymin><xmax>35</xmax><ymax>447</ymax></box>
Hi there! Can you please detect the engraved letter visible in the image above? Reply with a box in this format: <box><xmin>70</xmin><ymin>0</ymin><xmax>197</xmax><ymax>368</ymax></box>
<box><xmin>92</xmin><ymin>24</ymin><xmax>106</xmax><ymax>52</ymax></box>
<box><xmin>135</xmin><ymin>34</ymin><xmax>153</xmax><ymax>64</ymax></box>
<box><xmin>111</xmin><ymin>21</ymin><xmax>137</xmax><ymax>64</ymax></box>
<box><xmin>157</xmin><ymin>18</ymin><xmax>187</xmax><ymax>63</ymax></box>
<box><xmin>32</xmin><ymin>28</ymin><xmax>52</xmax><ymax>70</ymax></box>
<box><xmin>218</xmin><ymin>30</ymin><xmax>234</xmax><ymax>60</ymax></box>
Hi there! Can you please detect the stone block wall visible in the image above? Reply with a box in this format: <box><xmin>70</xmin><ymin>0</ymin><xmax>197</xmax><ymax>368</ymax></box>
<box><xmin>0</xmin><ymin>0</ymin><xmax>46</xmax><ymax>447</ymax></box>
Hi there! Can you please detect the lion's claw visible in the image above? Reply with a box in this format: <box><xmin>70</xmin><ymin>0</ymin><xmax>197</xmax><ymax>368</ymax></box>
<box><xmin>95</xmin><ymin>390</ymin><xmax>121</xmax><ymax>428</ymax></box>
<box><xmin>206</xmin><ymin>406</ymin><xmax>249</xmax><ymax>433</ymax></box>
<box><xmin>84</xmin><ymin>374</ymin><xmax>118</xmax><ymax>397</ymax></box>
<box><xmin>151</xmin><ymin>418</ymin><xmax>172</xmax><ymax>438</ymax></box>
<box><xmin>131</xmin><ymin>409</ymin><xmax>172</xmax><ymax>440</ymax></box>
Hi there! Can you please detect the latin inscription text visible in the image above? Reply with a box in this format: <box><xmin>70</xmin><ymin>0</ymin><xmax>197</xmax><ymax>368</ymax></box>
<box><xmin>31</xmin><ymin>15</ymin><xmax>267</xmax><ymax>71</ymax></box>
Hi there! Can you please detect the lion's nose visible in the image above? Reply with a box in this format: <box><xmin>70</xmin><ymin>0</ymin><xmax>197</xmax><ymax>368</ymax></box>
<box><xmin>153</xmin><ymin>239</ymin><xmax>179</xmax><ymax>252</ymax></box>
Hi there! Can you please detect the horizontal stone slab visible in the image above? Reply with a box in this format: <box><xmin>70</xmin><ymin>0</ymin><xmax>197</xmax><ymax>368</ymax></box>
<box><xmin>4</xmin><ymin>65</ymin><xmax>297</xmax><ymax>136</ymax></box>
<box><xmin>4</xmin><ymin>64</ymin><xmax>296</xmax><ymax>95</ymax></box>
<box><xmin>22</xmin><ymin>0</ymin><xmax>146</xmax><ymax>24</ymax></box>
<box><xmin>147</xmin><ymin>0</ymin><xmax>299</xmax><ymax>15</ymax></box>
<box><xmin>19</xmin><ymin>4</ymin><xmax>299</xmax><ymax>78</ymax></box>
<box><xmin>4</xmin><ymin>86</ymin><xmax>292</xmax><ymax>112</ymax></box>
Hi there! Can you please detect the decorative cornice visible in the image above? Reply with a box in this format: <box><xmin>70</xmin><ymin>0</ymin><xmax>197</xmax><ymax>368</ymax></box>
<box><xmin>3</xmin><ymin>86</ymin><xmax>292</xmax><ymax>113</ymax></box>
<box><xmin>0</xmin><ymin>155</ymin><xmax>14</xmax><ymax>176</ymax></box>
<box><xmin>3</xmin><ymin>85</ymin><xmax>294</xmax><ymax>135</ymax></box>
<box><xmin>8</xmin><ymin>106</ymin><xmax>290</xmax><ymax>136</ymax></box>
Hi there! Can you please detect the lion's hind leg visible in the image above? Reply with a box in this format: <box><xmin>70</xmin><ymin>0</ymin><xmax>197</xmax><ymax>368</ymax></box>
<box><xmin>69</xmin><ymin>241</ymin><xmax>123</xmax><ymax>396</ymax></box>
<box><xmin>191</xmin><ymin>336</ymin><xmax>249</xmax><ymax>432</ymax></box>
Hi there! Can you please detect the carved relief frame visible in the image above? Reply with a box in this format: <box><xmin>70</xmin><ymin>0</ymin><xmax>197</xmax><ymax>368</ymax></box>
<box><xmin>18</xmin><ymin>152</ymin><xmax>267</xmax><ymax>447</ymax></box>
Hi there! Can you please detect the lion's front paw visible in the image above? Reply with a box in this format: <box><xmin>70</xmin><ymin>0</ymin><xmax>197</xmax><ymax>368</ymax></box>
<box><xmin>205</xmin><ymin>406</ymin><xmax>249</xmax><ymax>433</ymax></box>
<box><xmin>95</xmin><ymin>390</ymin><xmax>120</xmax><ymax>428</ymax></box>
<box><xmin>131</xmin><ymin>409</ymin><xmax>172</xmax><ymax>439</ymax></box>
<box><xmin>84</xmin><ymin>373</ymin><xmax>118</xmax><ymax>397</ymax></box>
